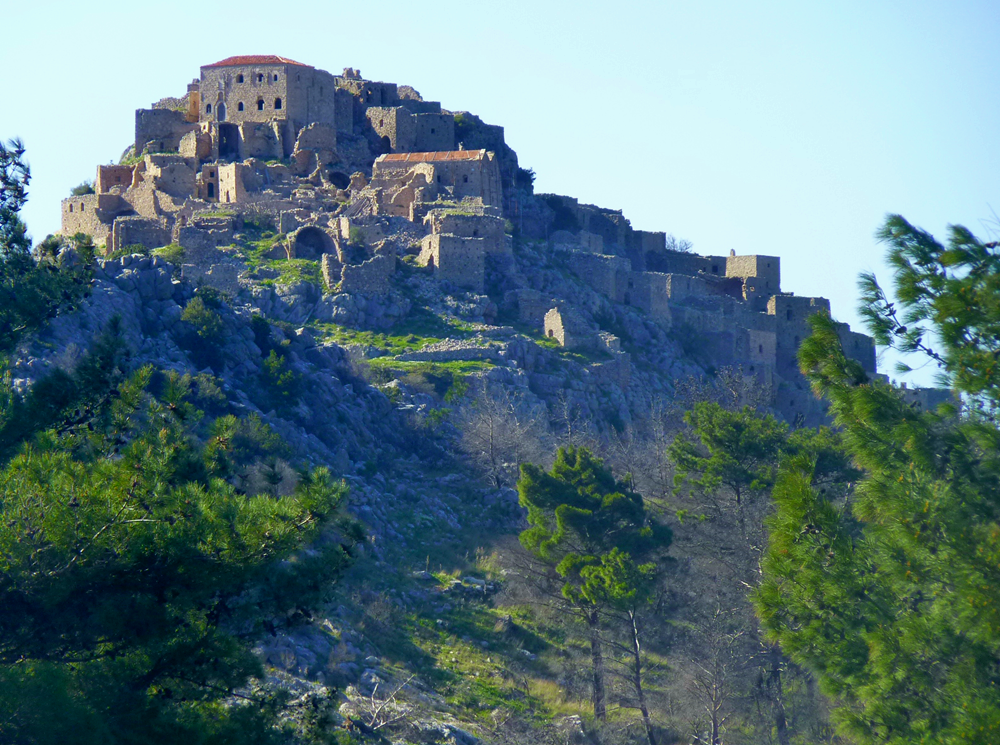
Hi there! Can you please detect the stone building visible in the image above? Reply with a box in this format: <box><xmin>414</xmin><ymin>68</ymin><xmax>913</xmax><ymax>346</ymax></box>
<box><xmin>544</xmin><ymin>306</ymin><xmax>596</xmax><ymax>350</ymax></box>
<box><xmin>368</xmin><ymin>150</ymin><xmax>502</xmax><ymax>217</ymax></box>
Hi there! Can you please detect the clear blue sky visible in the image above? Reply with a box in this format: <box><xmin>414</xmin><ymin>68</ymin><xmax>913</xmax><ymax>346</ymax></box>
<box><xmin>4</xmin><ymin>0</ymin><xmax>998</xmax><ymax>385</ymax></box>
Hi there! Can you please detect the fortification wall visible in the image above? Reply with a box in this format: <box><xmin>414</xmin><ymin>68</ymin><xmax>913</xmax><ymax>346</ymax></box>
<box><xmin>569</xmin><ymin>253</ymin><xmax>631</xmax><ymax>302</ymax></box>
<box><xmin>836</xmin><ymin>326</ymin><xmax>876</xmax><ymax>374</ymax></box>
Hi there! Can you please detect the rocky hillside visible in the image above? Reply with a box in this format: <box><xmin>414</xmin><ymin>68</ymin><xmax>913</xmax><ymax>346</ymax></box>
<box><xmin>5</xmin><ymin>63</ymin><xmax>894</xmax><ymax>744</ymax></box>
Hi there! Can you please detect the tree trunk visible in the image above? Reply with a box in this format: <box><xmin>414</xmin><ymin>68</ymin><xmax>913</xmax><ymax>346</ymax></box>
<box><xmin>770</xmin><ymin>644</ymin><xmax>790</xmax><ymax>745</ymax></box>
<box><xmin>629</xmin><ymin>610</ymin><xmax>656</xmax><ymax>745</ymax></box>
<box><xmin>588</xmin><ymin>609</ymin><xmax>606</xmax><ymax>722</ymax></box>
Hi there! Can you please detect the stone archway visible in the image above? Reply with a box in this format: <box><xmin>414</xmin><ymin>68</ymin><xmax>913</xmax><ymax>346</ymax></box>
<box><xmin>327</xmin><ymin>170</ymin><xmax>351</xmax><ymax>190</ymax></box>
<box><xmin>289</xmin><ymin>226</ymin><xmax>336</xmax><ymax>260</ymax></box>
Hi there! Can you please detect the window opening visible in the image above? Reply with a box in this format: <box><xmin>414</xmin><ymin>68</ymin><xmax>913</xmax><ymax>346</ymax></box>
<box><xmin>237</xmin><ymin>74</ymin><xmax>244</xmax><ymax>83</ymax></box>
<box><xmin>274</xmin><ymin>97</ymin><xmax>282</xmax><ymax>110</ymax></box>
<box><xmin>257</xmin><ymin>73</ymin><xmax>264</xmax><ymax>83</ymax></box>
<box><xmin>206</xmin><ymin>103</ymin><xmax>212</xmax><ymax>113</ymax></box>
<box><xmin>257</xmin><ymin>99</ymin><xmax>265</xmax><ymax>111</ymax></box>
<box><xmin>238</xmin><ymin>102</ymin><xmax>244</xmax><ymax>111</ymax></box>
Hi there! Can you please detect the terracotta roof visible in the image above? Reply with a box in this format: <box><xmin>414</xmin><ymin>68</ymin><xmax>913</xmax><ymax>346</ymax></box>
<box><xmin>202</xmin><ymin>55</ymin><xmax>311</xmax><ymax>68</ymax></box>
<box><xmin>380</xmin><ymin>150</ymin><xmax>485</xmax><ymax>163</ymax></box>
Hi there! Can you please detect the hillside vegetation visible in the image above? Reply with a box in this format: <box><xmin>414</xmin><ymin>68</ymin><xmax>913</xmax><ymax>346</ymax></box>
<box><xmin>3</xmin><ymin>123</ymin><xmax>996</xmax><ymax>745</ymax></box>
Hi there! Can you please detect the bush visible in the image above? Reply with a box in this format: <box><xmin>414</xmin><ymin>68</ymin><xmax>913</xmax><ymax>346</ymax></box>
<box><xmin>181</xmin><ymin>296</ymin><xmax>224</xmax><ymax>341</ymax></box>
<box><xmin>151</xmin><ymin>243</ymin><xmax>185</xmax><ymax>264</ymax></box>
<box><xmin>260</xmin><ymin>349</ymin><xmax>301</xmax><ymax>414</ymax></box>
<box><xmin>69</xmin><ymin>181</ymin><xmax>94</xmax><ymax>196</ymax></box>
<box><xmin>104</xmin><ymin>243</ymin><xmax>149</xmax><ymax>261</ymax></box>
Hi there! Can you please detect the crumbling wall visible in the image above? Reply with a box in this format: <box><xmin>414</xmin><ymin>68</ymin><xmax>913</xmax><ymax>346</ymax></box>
<box><xmin>423</xmin><ymin>211</ymin><xmax>507</xmax><ymax>254</ymax></box>
<box><xmin>217</xmin><ymin>163</ymin><xmax>245</xmax><ymax>204</ymax></box>
<box><xmin>145</xmin><ymin>155</ymin><xmax>196</xmax><ymax>199</ymax></box>
<box><xmin>96</xmin><ymin>165</ymin><xmax>135</xmax><ymax>193</ymax></box>
<box><xmin>726</xmin><ymin>253</ymin><xmax>780</xmax><ymax>295</ymax></box>
<box><xmin>569</xmin><ymin>253</ymin><xmax>632</xmax><ymax>303</ymax></box>
<box><xmin>340</xmin><ymin>254</ymin><xmax>395</xmax><ymax>296</ymax></box>
<box><xmin>111</xmin><ymin>216</ymin><xmax>171</xmax><ymax>253</ymax></box>
<box><xmin>366</xmin><ymin>107</ymin><xmax>416</xmax><ymax>152</ymax></box>
<box><xmin>135</xmin><ymin>108</ymin><xmax>196</xmax><ymax>154</ymax></box>
<box><xmin>644</xmin><ymin>250</ymin><xmax>711</xmax><ymax>276</ymax></box>
<box><xmin>418</xmin><ymin>234</ymin><xmax>485</xmax><ymax>292</ymax></box>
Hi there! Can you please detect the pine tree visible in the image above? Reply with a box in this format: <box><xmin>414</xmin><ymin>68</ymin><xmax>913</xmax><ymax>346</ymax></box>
<box><xmin>518</xmin><ymin>446</ymin><xmax>670</xmax><ymax>724</ymax></box>
<box><xmin>756</xmin><ymin>215</ymin><xmax>1000</xmax><ymax>744</ymax></box>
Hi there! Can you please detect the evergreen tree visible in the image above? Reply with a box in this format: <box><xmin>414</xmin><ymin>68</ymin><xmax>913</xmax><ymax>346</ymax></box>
<box><xmin>0</xmin><ymin>142</ymin><xmax>361</xmax><ymax>742</ymax></box>
<box><xmin>1</xmin><ymin>138</ymin><xmax>90</xmax><ymax>355</ymax></box>
<box><xmin>518</xmin><ymin>446</ymin><xmax>670</xmax><ymax>723</ymax></box>
<box><xmin>756</xmin><ymin>215</ymin><xmax>1000</xmax><ymax>744</ymax></box>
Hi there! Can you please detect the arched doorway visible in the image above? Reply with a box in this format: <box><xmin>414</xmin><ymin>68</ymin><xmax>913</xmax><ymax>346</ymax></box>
<box><xmin>217</xmin><ymin>101</ymin><xmax>227</xmax><ymax>122</ymax></box>
<box><xmin>291</xmin><ymin>227</ymin><xmax>335</xmax><ymax>260</ymax></box>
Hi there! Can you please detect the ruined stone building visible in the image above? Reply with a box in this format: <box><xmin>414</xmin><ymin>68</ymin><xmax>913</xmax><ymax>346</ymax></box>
<box><xmin>58</xmin><ymin>54</ymin><xmax>905</xmax><ymax>426</ymax></box>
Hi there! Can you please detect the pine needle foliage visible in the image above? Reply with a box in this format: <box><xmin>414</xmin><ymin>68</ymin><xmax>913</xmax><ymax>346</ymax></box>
<box><xmin>756</xmin><ymin>215</ymin><xmax>1000</xmax><ymax>743</ymax></box>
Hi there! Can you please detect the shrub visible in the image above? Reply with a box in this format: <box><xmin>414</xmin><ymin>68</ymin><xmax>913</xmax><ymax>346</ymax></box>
<box><xmin>70</xmin><ymin>181</ymin><xmax>94</xmax><ymax>196</ymax></box>
<box><xmin>260</xmin><ymin>350</ymin><xmax>301</xmax><ymax>414</ymax></box>
<box><xmin>151</xmin><ymin>243</ymin><xmax>185</xmax><ymax>264</ymax></box>
<box><xmin>104</xmin><ymin>243</ymin><xmax>150</xmax><ymax>260</ymax></box>
<box><xmin>181</xmin><ymin>296</ymin><xmax>224</xmax><ymax>341</ymax></box>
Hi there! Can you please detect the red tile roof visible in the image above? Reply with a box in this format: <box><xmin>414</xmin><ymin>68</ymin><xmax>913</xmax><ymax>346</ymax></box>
<box><xmin>203</xmin><ymin>55</ymin><xmax>311</xmax><ymax>68</ymax></box>
<box><xmin>380</xmin><ymin>150</ymin><xmax>484</xmax><ymax>163</ymax></box>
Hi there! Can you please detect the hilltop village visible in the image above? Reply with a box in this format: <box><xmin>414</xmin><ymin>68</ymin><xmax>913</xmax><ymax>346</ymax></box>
<box><xmin>58</xmin><ymin>54</ymin><xmax>921</xmax><ymax>425</ymax></box>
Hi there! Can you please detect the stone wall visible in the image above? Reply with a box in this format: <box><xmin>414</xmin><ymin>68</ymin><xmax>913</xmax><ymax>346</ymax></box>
<box><xmin>645</xmin><ymin>250</ymin><xmax>711</xmax><ymax>276</ymax></box>
<box><xmin>340</xmin><ymin>254</ymin><xmax>395</xmax><ymax>296</ymax></box>
<box><xmin>366</xmin><ymin>107</ymin><xmax>416</xmax><ymax>152</ymax></box>
<box><xmin>836</xmin><ymin>325</ymin><xmax>876</xmax><ymax>374</ymax></box>
<box><xmin>418</xmin><ymin>234</ymin><xmax>485</xmax><ymax>292</ymax></box>
<box><xmin>414</xmin><ymin>113</ymin><xmax>455</xmax><ymax>151</ymax></box>
<box><xmin>423</xmin><ymin>211</ymin><xmax>507</xmax><ymax>254</ymax></box>
<box><xmin>198</xmin><ymin>63</ymin><xmax>292</xmax><ymax>125</ymax></box>
<box><xmin>96</xmin><ymin>165</ymin><xmax>135</xmax><ymax>193</ymax></box>
<box><xmin>626</xmin><ymin>272</ymin><xmax>673</xmax><ymax>324</ymax></box>
<box><xmin>111</xmin><ymin>216</ymin><xmax>171</xmax><ymax>253</ymax></box>
<box><xmin>371</xmin><ymin>150</ymin><xmax>503</xmax><ymax>214</ymax></box>
<box><xmin>726</xmin><ymin>253</ymin><xmax>780</xmax><ymax>295</ymax></box>
<box><xmin>767</xmin><ymin>294</ymin><xmax>832</xmax><ymax>375</ymax></box>
<box><xmin>217</xmin><ymin>163</ymin><xmax>246</xmax><ymax>204</ymax></box>
<box><xmin>144</xmin><ymin>155</ymin><xmax>196</xmax><ymax>199</ymax></box>
<box><xmin>544</xmin><ymin>306</ymin><xmax>594</xmax><ymax>350</ymax></box>
<box><xmin>61</xmin><ymin>194</ymin><xmax>123</xmax><ymax>245</ymax></box>
<box><xmin>135</xmin><ymin>108</ymin><xmax>196</xmax><ymax>154</ymax></box>
<box><xmin>569</xmin><ymin>253</ymin><xmax>632</xmax><ymax>303</ymax></box>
